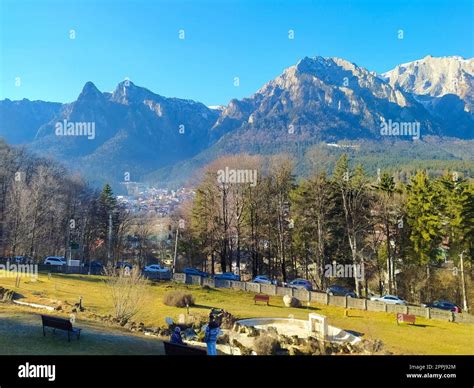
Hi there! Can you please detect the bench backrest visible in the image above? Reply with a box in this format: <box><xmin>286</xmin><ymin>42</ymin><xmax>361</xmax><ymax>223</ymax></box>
<box><xmin>254</xmin><ymin>294</ymin><xmax>269</xmax><ymax>301</ymax></box>
<box><xmin>163</xmin><ymin>341</ymin><xmax>207</xmax><ymax>355</ymax></box>
<box><xmin>41</xmin><ymin>315</ymin><xmax>73</xmax><ymax>331</ymax></box>
<box><xmin>397</xmin><ymin>313</ymin><xmax>415</xmax><ymax>322</ymax></box>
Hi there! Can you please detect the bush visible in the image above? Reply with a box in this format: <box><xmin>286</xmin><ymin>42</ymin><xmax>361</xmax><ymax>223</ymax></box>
<box><xmin>0</xmin><ymin>287</ymin><xmax>14</xmax><ymax>302</ymax></box>
<box><xmin>254</xmin><ymin>335</ymin><xmax>279</xmax><ymax>355</ymax></box>
<box><xmin>103</xmin><ymin>267</ymin><xmax>147</xmax><ymax>321</ymax></box>
<box><xmin>163</xmin><ymin>291</ymin><xmax>195</xmax><ymax>307</ymax></box>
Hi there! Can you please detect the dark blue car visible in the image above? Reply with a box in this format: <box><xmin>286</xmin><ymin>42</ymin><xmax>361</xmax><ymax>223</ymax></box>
<box><xmin>288</xmin><ymin>278</ymin><xmax>313</xmax><ymax>291</ymax></box>
<box><xmin>214</xmin><ymin>272</ymin><xmax>240</xmax><ymax>281</ymax></box>
<box><xmin>425</xmin><ymin>300</ymin><xmax>461</xmax><ymax>313</ymax></box>
<box><xmin>183</xmin><ymin>268</ymin><xmax>209</xmax><ymax>277</ymax></box>
<box><xmin>326</xmin><ymin>285</ymin><xmax>356</xmax><ymax>298</ymax></box>
<box><xmin>116</xmin><ymin>261</ymin><xmax>133</xmax><ymax>270</ymax></box>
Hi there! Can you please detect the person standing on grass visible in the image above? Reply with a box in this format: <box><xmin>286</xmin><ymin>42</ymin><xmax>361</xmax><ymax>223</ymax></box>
<box><xmin>204</xmin><ymin>316</ymin><xmax>220</xmax><ymax>355</ymax></box>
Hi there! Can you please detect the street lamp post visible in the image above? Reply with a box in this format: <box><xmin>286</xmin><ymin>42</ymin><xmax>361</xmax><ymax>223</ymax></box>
<box><xmin>172</xmin><ymin>219</ymin><xmax>185</xmax><ymax>274</ymax></box>
<box><xmin>107</xmin><ymin>210</ymin><xmax>120</xmax><ymax>265</ymax></box>
<box><xmin>172</xmin><ymin>227</ymin><xmax>179</xmax><ymax>274</ymax></box>
<box><xmin>107</xmin><ymin>213</ymin><xmax>113</xmax><ymax>263</ymax></box>
<box><xmin>459</xmin><ymin>251</ymin><xmax>469</xmax><ymax>313</ymax></box>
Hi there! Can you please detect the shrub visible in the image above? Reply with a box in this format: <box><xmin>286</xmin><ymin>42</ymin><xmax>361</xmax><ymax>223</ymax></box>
<box><xmin>163</xmin><ymin>291</ymin><xmax>195</xmax><ymax>307</ymax></box>
<box><xmin>0</xmin><ymin>287</ymin><xmax>14</xmax><ymax>302</ymax></box>
<box><xmin>103</xmin><ymin>267</ymin><xmax>147</xmax><ymax>322</ymax></box>
<box><xmin>254</xmin><ymin>335</ymin><xmax>279</xmax><ymax>355</ymax></box>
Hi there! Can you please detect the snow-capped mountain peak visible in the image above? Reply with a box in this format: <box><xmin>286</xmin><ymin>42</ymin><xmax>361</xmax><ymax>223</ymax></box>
<box><xmin>382</xmin><ymin>56</ymin><xmax>474</xmax><ymax>111</ymax></box>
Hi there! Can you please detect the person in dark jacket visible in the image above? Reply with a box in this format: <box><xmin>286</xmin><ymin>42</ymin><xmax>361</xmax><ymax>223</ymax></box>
<box><xmin>170</xmin><ymin>326</ymin><xmax>184</xmax><ymax>345</ymax></box>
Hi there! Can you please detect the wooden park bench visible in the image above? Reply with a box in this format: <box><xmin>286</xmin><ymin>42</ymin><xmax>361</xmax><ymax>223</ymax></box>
<box><xmin>41</xmin><ymin>315</ymin><xmax>81</xmax><ymax>342</ymax></box>
<box><xmin>254</xmin><ymin>294</ymin><xmax>270</xmax><ymax>306</ymax></box>
<box><xmin>163</xmin><ymin>341</ymin><xmax>207</xmax><ymax>355</ymax></box>
<box><xmin>396</xmin><ymin>313</ymin><xmax>416</xmax><ymax>325</ymax></box>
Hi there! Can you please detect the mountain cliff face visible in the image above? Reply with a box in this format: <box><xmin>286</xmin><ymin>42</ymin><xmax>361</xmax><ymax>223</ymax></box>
<box><xmin>0</xmin><ymin>99</ymin><xmax>62</xmax><ymax>144</ymax></box>
<box><xmin>382</xmin><ymin>56</ymin><xmax>474</xmax><ymax>109</ymax></box>
<box><xmin>382</xmin><ymin>56</ymin><xmax>474</xmax><ymax>138</ymax></box>
<box><xmin>0</xmin><ymin>55</ymin><xmax>472</xmax><ymax>187</ymax></box>
<box><xmin>211</xmin><ymin>56</ymin><xmax>441</xmax><ymax>144</ymax></box>
<box><xmin>1</xmin><ymin>81</ymin><xmax>219</xmax><ymax>185</ymax></box>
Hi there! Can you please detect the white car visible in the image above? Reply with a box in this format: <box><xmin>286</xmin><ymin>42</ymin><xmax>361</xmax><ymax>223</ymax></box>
<box><xmin>252</xmin><ymin>275</ymin><xmax>275</xmax><ymax>284</ymax></box>
<box><xmin>370</xmin><ymin>295</ymin><xmax>406</xmax><ymax>305</ymax></box>
<box><xmin>44</xmin><ymin>256</ymin><xmax>67</xmax><ymax>266</ymax></box>
<box><xmin>144</xmin><ymin>264</ymin><xmax>170</xmax><ymax>273</ymax></box>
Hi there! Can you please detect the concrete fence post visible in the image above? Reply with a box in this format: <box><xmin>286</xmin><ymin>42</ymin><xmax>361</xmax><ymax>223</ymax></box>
<box><xmin>344</xmin><ymin>296</ymin><xmax>348</xmax><ymax>308</ymax></box>
<box><xmin>325</xmin><ymin>293</ymin><xmax>329</xmax><ymax>305</ymax></box>
<box><xmin>425</xmin><ymin>307</ymin><xmax>431</xmax><ymax>319</ymax></box>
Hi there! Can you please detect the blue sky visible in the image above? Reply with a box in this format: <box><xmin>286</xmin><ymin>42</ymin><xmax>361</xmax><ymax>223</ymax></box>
<box><xmin>0</xmin><ymin>0</ymin><xmax>472</xmax><ymax>106</ymax></box>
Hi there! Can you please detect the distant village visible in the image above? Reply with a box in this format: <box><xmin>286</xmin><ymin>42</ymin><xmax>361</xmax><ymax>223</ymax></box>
<box><xmin>117</xmin><ymin>182</ymin><xmax>195</xmax><ymax>215</ymax></box>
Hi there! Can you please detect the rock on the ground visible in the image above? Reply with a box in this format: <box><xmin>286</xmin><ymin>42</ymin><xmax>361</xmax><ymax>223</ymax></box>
<box><xmin>283</xmin><ymin>294</ymin><xmax>301</xmax><ymax>308</ymax></box>
<box><xmin>232</xmin><ymin>339</ymin><xmax>252</xmax><ymax>355</ymax></box>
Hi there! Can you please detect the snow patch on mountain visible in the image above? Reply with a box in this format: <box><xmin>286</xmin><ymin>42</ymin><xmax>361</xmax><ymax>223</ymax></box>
<box><xmin>381</xmin><ymin>55</ymin><xmax>474</xmax><ymax>111</ymax></box>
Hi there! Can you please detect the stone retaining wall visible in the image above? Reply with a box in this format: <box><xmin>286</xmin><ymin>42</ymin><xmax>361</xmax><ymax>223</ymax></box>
<box><xmin>367</xmin><ymin>300</ymin><xmax>386</xmax><ymax>312</ymax></box>
<box><xmin>347</xmin><ymin>297</ymin><xmax>366</xmax><ymax>310</ymax></box>
<box><xmin>260</xmin><ymin>284</ymin><xmax>277</xmax><ymax>295</ymax></box>
<box><xmin>329</xmin><ymin>295</ymin><xmax>346</xmax><ymax>307</ymax></box>
<box><xmin>172</xmin><ymin>273</ymin><xmax>473</xmax><ymax>323</ymax></box>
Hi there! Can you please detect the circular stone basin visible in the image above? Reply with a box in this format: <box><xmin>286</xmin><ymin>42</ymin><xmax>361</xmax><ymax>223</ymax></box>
<box><xmin>237</xmin><ymin>317</ymin><xmax>361</xmax><ymax>344</ymax></box>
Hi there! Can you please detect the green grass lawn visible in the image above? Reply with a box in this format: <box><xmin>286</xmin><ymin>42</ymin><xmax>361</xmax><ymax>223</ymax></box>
<box><xmin>0</xmin><ymin>271</ymin><xmax>473</xmax><ymax>355</ymax></box>
<box><xmin>0</xmin><ymin>306</ymin><xmax>164</xmax><ymax>355</ymax></box>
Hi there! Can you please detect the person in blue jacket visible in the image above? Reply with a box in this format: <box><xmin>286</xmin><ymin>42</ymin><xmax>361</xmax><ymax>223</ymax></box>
<box><xmin>204</xmin><ymin>316</ymin><xmax>220</xmax><ymax>355</ymax></box>
<box><xmin>170</xmin><ymin>326</ymin><xmax>184</xmax><ymax>345</ymax></box>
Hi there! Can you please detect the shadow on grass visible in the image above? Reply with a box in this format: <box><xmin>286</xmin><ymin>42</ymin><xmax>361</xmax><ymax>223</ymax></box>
<box><xmin>0</xmin><ymin>312</ymin><xmax>165</xmax><ymax>355</ymax></box>
<box><xmin>265</xmin><ymin>304</ymin><xmax>322</xmax><ymax>312</ymax></box>
<box><xmin>403</xmin><ymin>323</ymin><xmax>433</xmax><ymax>328</ymax></box>
<box><xmin>192</xmin><ymin>304</ymin><xmax>216</xmax><ymax>311</ymax></box>
<box><xmin>51</xmin><ymin>274</ymin><xmax>105</xmax><ymax>284</ymax></box>
<box><xmin>344</xmin><ymin>329</ymin><xmax>364</xmax><ymax>337</ymax></box>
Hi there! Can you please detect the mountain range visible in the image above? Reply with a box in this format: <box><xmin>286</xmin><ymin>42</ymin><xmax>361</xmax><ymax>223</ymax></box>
<box><xmin>0</xmin><ymin>55</ymin><xmax>473</xmax><ymax>189</ymax></box>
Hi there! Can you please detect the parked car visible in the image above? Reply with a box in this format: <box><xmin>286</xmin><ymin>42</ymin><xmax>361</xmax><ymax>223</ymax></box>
<box><xmin>116</xmin><ymin>262</ymin><xmax>133</xmax><ymax>270</ymax></box>
<box><xmin>183</xmin><ymin>268</ymin><xmax>209</xmax><ymax>277</ymax></box>
<box><xmin>252</xmin><ymin>275</ymin><xmax>276</xmax><ymax>285</ymax></box>
<box><xmin>86</xmin><ymin>260</ymin><xmax>103</xmax><ymax>270</ymax></box>
<box><xmin>214</xmin><ymin>272</ymin><xmax>240</xmax><ymax>281</ymax></box>
<box><xmin>424</xmin><ymin>300</ymin><xmax>461</xmax><ymax>313</ymax></box>
<box><xmin>43</xmin><ymin>256</ymin><xmax>67</xmax><ymax>266</ymax></box>
<box><xmin>326</xmin><ymin>285</ymin><xmax>356</xmax><ymax>298</ymax></box>
<box><xmin>370</xmin><ymin>295</ymin><xmax>406</xmax><ymax>305</ymax></box>
<box><xmin>144</xmin><ymin>264</ymin><xmax>170</xmax><ymax>273</ymax></box>
<box><xmin>12</xmin><ymin>256</ymin><xmax>31</xmax><ymax>264</ymax></box>
<box><xmin>288</xmin><ymin>278</ymin><xmax>313</xmax><ymax>291</ymax></box>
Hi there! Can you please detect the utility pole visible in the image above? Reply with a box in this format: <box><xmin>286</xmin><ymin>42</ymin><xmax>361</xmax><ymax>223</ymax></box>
<box><xmin>172</xmin><ymin>227</ymin><xmax>179</xmax><ymax>274</ymax></box>
<box><xmin>107</xmin><ymin>213</ymin><xmax>112</xmax><ymax>263</ymax></box>
<box><xmin>172</xmin><ymin>219</ymin><xmax>185</xmax><ymax>274</ymax></box>
<box><xmin>460</xmin><ymin>251</ymin><xmax>469</xmax><ymax>313</ymax></box>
